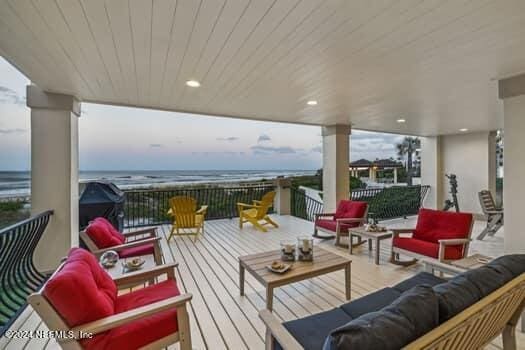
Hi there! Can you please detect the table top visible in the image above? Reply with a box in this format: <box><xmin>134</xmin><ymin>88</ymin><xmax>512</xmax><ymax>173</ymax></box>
<box><xmin>422</xmin><ymin>253</ymin><xmax>494</xmax><ymax>274</ymax></box>
<box><xmin>348</xmin><ymin>226</ymin><xmax>392</xmax><ymax>238</ymax></box>
<box><xmin>239</xmin><ymin>246</ymin><xmax>351</xmax><ymax>286</ymax></box>
<box><xmin>102</xmin><ymin>255</ymin><xmax>156</xmax><ymax>279</ymax></box>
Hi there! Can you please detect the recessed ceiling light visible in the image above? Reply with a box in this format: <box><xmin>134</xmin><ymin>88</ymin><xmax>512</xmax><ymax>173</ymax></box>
<box><xmin>307</xmin><ymin>100</ymin><xmax>318</xmax><ymax>106</ymax></box>
<box><xmin>186</xmin><ymin>80</ymin><xmax>200</xmax><ymax>88</ymax></box>
<box><xmin>459</xmin><ymin>128</ymin><xmax>469</xmax><ymax>132</ymax></box>
<box><xmin>396</xmin><ymin>118</ymin><xmax>406</xmax><ymax>123</ymax></box>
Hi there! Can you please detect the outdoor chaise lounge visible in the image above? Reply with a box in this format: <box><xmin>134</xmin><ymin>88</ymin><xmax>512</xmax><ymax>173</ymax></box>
<box><xmin>238</xmin><ymin>191</ymin><xmax>279</xmax><ymax>232</ymax></box>
<box><xmin>391</xmin><ymin>208</ymin><xmax>474</xmax><ymax>265</ymax></box>
<box><xmin>313</xmin><ymin>200</ymin><xmax>368</xmax><ymax>246</ymax></box>
<box><xmin>477</xmin><ymin>189</ymin><xmax>504</xmax><ymax>240</ymax></box>
<box><xmin>28</xmin><ymin>248</ymin><xmax>192</xmax><ymax>350</ymax></box>
<box><xmin>261</xmin><ymin>254</ymin><xmax>525</xmax><ymax>350</ymax></box>
<box><xmin>80</xmin><ymin>217</ymin><xmax>163</xmax><ymax>265</ymax></box>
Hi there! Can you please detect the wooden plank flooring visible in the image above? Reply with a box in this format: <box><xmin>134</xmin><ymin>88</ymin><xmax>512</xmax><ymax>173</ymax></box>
<box><xmin>1</xmin><ymin>215</ymin><xmax>523</xmax><ymax>350</ymax></box>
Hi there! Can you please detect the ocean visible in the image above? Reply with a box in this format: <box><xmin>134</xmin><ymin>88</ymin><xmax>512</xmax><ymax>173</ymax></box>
<box><xmin>0</xmin><ymin>170</ymin><xmax>316</xmax><ymax>198</ymax></box>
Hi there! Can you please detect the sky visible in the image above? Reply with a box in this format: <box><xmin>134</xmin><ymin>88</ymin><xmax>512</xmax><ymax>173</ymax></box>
<box><xmin>0</xmin><ymin>57</ymin><xmax>405</xmax><ymax>171</ymax></box>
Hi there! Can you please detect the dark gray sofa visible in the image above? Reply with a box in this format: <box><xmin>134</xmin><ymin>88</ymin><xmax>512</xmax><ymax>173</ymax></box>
<box><xmin>271</xmin><ymin>255</ymin><xmax>525</xmax><ymax>350</ymax></box>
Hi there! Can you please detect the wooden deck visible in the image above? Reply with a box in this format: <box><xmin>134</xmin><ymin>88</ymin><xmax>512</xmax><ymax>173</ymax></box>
<box><xmin>1</xmin><ymin>215</ymin><xmax>523</xmax><ymax>350</ymax></box>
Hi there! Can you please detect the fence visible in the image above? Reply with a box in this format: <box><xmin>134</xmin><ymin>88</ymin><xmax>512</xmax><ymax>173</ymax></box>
<box><xmin>291</xmin><ymin>185</ymin><xmax>430</xmax><ymax>222</ymax></box>
<box><xmin>0</xmin><ymin>210</ymin><xmax>53</xmax><ymax>336</ymax></box>
<box><xmin>124</xmin><ymin>184</ymin><xmax>275</xmax><ymax>228</ymax></box>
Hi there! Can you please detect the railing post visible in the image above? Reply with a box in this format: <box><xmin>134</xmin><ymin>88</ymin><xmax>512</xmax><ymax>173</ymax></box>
<box><xmin>273</xmin><ymin>178</ymin><xmax>291</xmax><ymax>215</ymax></box>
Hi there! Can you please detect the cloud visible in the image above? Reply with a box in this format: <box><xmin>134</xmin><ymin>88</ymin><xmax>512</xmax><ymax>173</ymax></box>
<box><xmin>149</xmin><ymin>143</ymin><xmax>163</xmax><ymax>148</ymax></box>
<box><xmin>0</xmin><ymin>86</ymin><xmax>25</xmax><ymax>105</ymax></box>
<box><xmin>216</xmin><ymin>136</ymin><xmax>239</xmax><ymax>142</ymax></box>
<box><xmin>251</xmin><ymin>145</ymin><xmax>297</xmax><ymax>154</ymax></box>
<box><xmin>0</xmin><ymin>128</ymin><xmax>26</xmax><ymax>134</ymax></box>
<box><xmin>257</xmin><ymin>134</ymin><xmax>271</xmax><ymax>142</ymax></box>
<box><xmin>310</xmin><ymin>145</ymin><xmax>322</xmax><ymax>153</ymax></box>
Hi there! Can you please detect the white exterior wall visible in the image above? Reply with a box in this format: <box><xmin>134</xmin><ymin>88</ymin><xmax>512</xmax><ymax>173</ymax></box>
<box><xmin>503</xmin><ymin>95</ymin><xmax>525</xmax><ymax>253</ymax></box>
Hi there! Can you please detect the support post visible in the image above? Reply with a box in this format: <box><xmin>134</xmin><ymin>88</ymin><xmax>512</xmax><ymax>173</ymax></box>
<box><xmin>393</xmin><ymin>168</ymin><xmax>398</xmax><ymax>184</ymax></box>
<box><xmin>322</xmin><ymin>125</ymin><xmax>351</xmax><ymax>212</ymax></box>
<box><xmin>420</xmin><ymin>136</ymin><xmax>442</xmax><ymax>209</ymax></box>
<box><xmin>27</xmin><ymin>85</ymin><xmax>81</xmax><ymax>271</ymax></box>
<box><xmin>273</xmin><ymin>177</ymin><xmax>291</xmax><ymax>215</ymax></box>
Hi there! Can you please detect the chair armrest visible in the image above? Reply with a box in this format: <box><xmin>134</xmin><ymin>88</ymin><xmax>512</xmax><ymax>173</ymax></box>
<box><xmin>93</xmin><ymin>237</ymin><xmax>161</xmax><ymax>256</ymax></box>
<box><xmin>259</xmin><ymin>310</ymin><xmax>303</xmax><ymax>350</ymax></box>
<box><xmin>113</xmin><ymin>262</ymin><xmax>178</xmax><ymax>287</ymax></box>
<box><xmin>71</xmin><ymin>293</ymin><xmax>192</xmax><ymax>337</ymax></box>
<box><xmin>123</xmin><ymin>226</ymin><xmax>157</xmax><ymax>238</ymax></box>
<box><xmin>237</xmin><ymin>202</ymin><xmax>258</xmax><ymax>209</ymax></box>
<box><xmin>315</xmin><ymin>212</ymin><xmax>336</xmax><ymax>219</ymax></box>
<box><xmin>336</xmin><ymin>218</ymin><xmax>366</xmax><ymax>224</ymax></box>
<box><xmin>485</xmin><ymin>210</ymin><xmax>504</xmax><ymax>215</ymax></box>
<box><xmin>197</xmin><ymin>205</ymin><xmax>208</xmax><ymax>214</ymax></box>
<box><xmin>391</xmin><ymin>228</ymin><xmax>415</xmax><ymax>237</ymax></box>
<box><xmin>438</xmin><ymin>238</ymin><xmax>471</xmax><ymax>245</ymax></box>
<box><xmin>252</xmin><ymin>200</ymin><xmax>262</xmax><ymax>204</ymax></box>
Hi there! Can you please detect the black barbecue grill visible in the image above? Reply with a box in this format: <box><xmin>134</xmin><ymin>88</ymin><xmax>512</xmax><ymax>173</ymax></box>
<box><xmin>79</xmin><ymin>181</ymin><xmax>125</xmax><ymax>231</ymax></box>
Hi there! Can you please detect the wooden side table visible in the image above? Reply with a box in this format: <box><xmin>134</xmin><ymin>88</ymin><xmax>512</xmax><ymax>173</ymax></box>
<box><xmin>348</xmin><ymin>227</ymin><xmax>392</xmax><ymax>265</ymax></box>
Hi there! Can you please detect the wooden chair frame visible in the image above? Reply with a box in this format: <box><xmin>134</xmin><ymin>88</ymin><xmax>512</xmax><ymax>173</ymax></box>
<box><xmin>237</xmin><ymin>192</ymin><xmax>278</xmax><ymax>232</ymax></box>
<box><xmin>477</xmin><ymin>190</ymin><xmax>504</xmax><ymax>240</ymax></box>
<box><xmin>260</xmin><ymin>273</ymin><xmax>525</xmax><ymax>350</ymax></box>
<box><xmin>167</xmin><ymin>196</ymin><xmax>208</xmax><ymax>241</ymax></box>
<box><xmin>390</xmin><ymin>219</ymin><xmax>474</xmax><ymax>266</ymax></box>
<box><xmin>312</xmin><ymin>207</ymin><xmax>368</xmax><ymax>247</ymax></box>
<box><xmin>28</xmin><ymin>263</ymin><xmax>192</xmax><ymax>350</ymax></box>
<box><xmin>80</xmin><ymin>226</ymin><xmax>163</xmax><ymax>265</ymax></box>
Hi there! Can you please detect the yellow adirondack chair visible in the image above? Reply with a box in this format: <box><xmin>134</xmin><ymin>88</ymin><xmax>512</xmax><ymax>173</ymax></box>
<box><xmin>237</xmin><ymin>191</ymin><xmax>278</xmax><ymax>232</ymax></box>
<box><xmin>167</xmin><ymin>196</ymin><xmax>208</xmax><ymax>241</ymax></box>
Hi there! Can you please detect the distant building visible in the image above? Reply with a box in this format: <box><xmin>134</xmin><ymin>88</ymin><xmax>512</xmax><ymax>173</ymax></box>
<box><xmin>349</xmin><ymin>158</ymin><xmax>403</xmax><ymax>184</ymax></box>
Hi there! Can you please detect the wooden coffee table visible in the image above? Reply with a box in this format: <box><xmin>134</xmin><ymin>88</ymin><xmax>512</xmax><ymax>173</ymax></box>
<box><xmin>348</xmin><ymin>227</ymin><xmax>392</xmax><ymax>265</ymax></box>
<box><xmin>239</xmin><ymin>246</ymin><xmax>351</xmax><ymax>311</ymax></box>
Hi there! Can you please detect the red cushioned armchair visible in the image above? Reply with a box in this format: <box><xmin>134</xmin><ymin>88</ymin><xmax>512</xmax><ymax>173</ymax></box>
<box><xmin>313</xmin><ymin>200</ymin><xmax>368</xmax><ymax>246</ymax></box>
<box><xmin>28</xmin><ymin>248</ymin><xmax>192</xmax><ymax>350</ymax></box>
<box><xmin>391</xmin><ymin>208</ymin><xmax>474</xmax><ymax>266</ymax></box>
<box><xmin>80</xmin><ymin>217</ymin><xmax>162</xmax><ymax>265</ymax></box>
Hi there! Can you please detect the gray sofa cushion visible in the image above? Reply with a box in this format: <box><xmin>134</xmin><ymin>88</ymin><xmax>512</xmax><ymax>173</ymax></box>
<box><xmin>276</xmin><ymin>308</ymin><xmax>352</xmax><ymax>350</ymax></box>
<box><xmin>433</xmin><ymin>275</ymin><xmax>482</xmax><ymax>323</ymax></box>
<box><xmin>323</xmin><ymin>285</ymin><xmax>439</xmax><ymax>350</ymax></box>
<box><xmin>340</xmin><ymin>287</ymin><xmax>401</xmax><ymax>319</ymax></box>
<box><xmin>392</xmin><ymin>272</ymin><xmax>446</xmax><ymax>293</ymax></box>
<box><xmin>487</xmin><ymin>254</ymin><xmax>525</xmax><ymax>279</ymax></box>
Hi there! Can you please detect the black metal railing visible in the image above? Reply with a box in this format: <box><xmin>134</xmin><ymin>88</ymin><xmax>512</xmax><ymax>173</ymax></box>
<box><xmin>351</xmin><ymin>185</ymin><xmax>430</xmax><ymax>221</ymax></box>
<box><xmin>123</xmin><ymin>184</ymin><xmax>276</xmax><ymax>228</ymax></box>
<box><xmin>0</xmin><ymin>210</ymin><xmax>53</xmax><ymax>336</ymax></box>
<box><xmin>290</xmin><ymin>187</ymin><xmax>323</xmax><ymax>221</ymax></box>
<box><xmin>291</xmin><ymin>185</ymin><xmax>429</xmax><ymax>223</ymax></box>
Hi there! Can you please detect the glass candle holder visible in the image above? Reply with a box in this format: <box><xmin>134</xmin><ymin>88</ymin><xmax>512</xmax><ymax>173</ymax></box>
<box><xmin>280</xmin><ymin>240</ymin><xmax>296</xmax><ymax>261</ymax></box>
<box><xmin>297</xmin><ymin>236</ymin><xmax>314</xmax><ymax>261</ymax></box>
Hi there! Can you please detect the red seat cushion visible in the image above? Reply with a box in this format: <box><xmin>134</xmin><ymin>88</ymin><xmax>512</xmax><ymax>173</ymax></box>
<box><xmin>393</xmin><ymin>236</ymin><xmax>464</xmax><ymax>260</ymax></box>
<box><xmin>119</xmin><ymin>243</ymin><xmax>155</xmax><ymax>259</ymax></box>
<box><xmin>86</xmin><ymin>219</ymin><xmax>125</xmax><ymax>249</ymax></box>
<box><xmin>315</xmin><ymin>219</ymin><xmax>359</xmax><ymax>232</ymax></box>
<box><xmin>413</xmin><ymin>208</ymin><xmax>473</xmax><ymax>243</ymax></box>
<box><xmin>334</xmin><ymin>200</ymin><xmax>368</xmax><ymax>220</ymax></box>
<box><xmin>82</xmin><ymin>280</ymin><xmax>181</xmax><ymax>350</ymax></box>
<box><xmin>93</xmin><ymin>217</ymin><xmax>126</xmax><ymax>243</ymax></box>
<box><xmin>43</xmin><ymin>248</ymin><xmax>117</xmax><ymax>327</ymax></box>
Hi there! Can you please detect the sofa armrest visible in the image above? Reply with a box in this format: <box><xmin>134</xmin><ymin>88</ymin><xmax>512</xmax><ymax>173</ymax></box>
<box><xmin>259</xmin><ymin>309</ymin><xmax>303</xmax><ymax>350</ymax></box>
<box><xmin>336</xmin><ymin>218</ymin><xmax>366</xmax><ymax>224</ymax></box>
<box><xmin>315</xmin><ymin>212</ymin><xmax>336</xmax><ymax>220</ymax></box>
<box><xmin>93</xmin><ymin>237</ymin><xmax>162</xmax><ymax>257</ymax></box>
<box><xmin>438</xmin><ymin>238</ymin><xmax>471</xmax><ymax>261</ymax></box>
<box><xmin>71</xmin><ymin>293</ymin><xmax>192</xmax><ymax>337</ymax></box>
<box><xmin>123</xmin><ymin>226</ymin><xmax>157</xmax><ymax>238</ymax></box>
<box><xmin>391</xmin><ymin>228</ymin><xmax>415</xmax><ymax>237</ymax></box>
<box><xmin>113</xmin><ymin>262</ymin><xmax>178</xmax><ymax>287</ymax></box>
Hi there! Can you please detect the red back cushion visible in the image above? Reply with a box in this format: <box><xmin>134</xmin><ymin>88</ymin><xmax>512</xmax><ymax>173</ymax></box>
<box><xmin>334</xmin><ymin>200</ymin><xmax>368</xmax><ymax>219</ymax></box>
<box><xmin>43</xmin><ymin>248</ymin><xmax>117</xmax><ymax>327</ymax></box>
<box><xmin>413</xmin><ymin>208</ymin><xmax>473</xmax><ymax>243</ymax></box>
<box><xmin>93</xmin><ymin>217</ymin><xmax>126</xmax><ymax>242</ymax></box>
<box><xmin>86</xmin><ymin>219</ymin><xmax>124</xmax><ymax>248</ymax></box>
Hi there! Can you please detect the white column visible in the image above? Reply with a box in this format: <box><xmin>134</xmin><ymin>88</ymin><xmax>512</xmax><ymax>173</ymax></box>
<box><xmin>499</xmin><ymin>82</ymin><xmax>525</xmax><ymax>253</ymax></box>
<box><xmin>420</xmin><ymin>136</ymin><xmax>442</xmax><ymax>209</ymax></box>
<box><xmin>27</xmin><ymin>85</ymin><xmax>81</xmax><ymax>271</ymax></box>
<box><xmin>273</xmin><ymin>177</ymin><xmax>291</xmax><ymax>215</ymax></box>
<box><xmin>393</xmin><ymin>168</ymin><xmax>398</xmax><ymax>184</ymax></box>
<box><xmin>322</xmin><ymin>125</ymin><xmax>351</xmax><ymax>212</ymax></box>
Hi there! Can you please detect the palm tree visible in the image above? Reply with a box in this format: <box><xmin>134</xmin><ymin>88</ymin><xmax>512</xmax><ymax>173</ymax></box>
<box><xmin>396</xmin><ymin>137</ymin><xmax>421</xmax><ymax>186</ymax></box>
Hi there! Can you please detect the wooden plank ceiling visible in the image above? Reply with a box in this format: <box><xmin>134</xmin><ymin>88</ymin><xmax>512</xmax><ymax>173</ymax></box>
<box><xmin>2</xmin><ymin>0</ymin><xmax>525</xmax><ymax>135</ymax></box>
